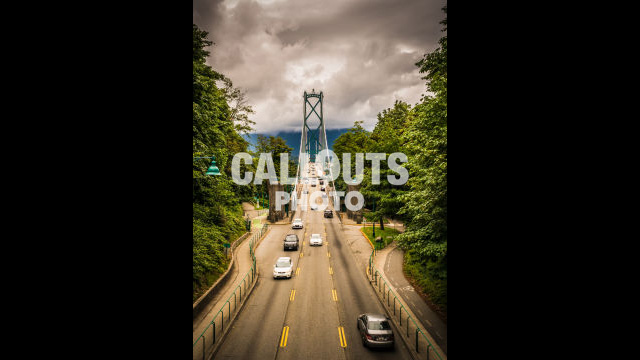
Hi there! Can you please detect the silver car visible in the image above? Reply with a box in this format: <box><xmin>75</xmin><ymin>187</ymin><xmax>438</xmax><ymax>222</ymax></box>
<box><xmin>273</xmin><ymin>257</ymin><xmax>293</xmax><ymax>279</ymax></box>
<box><xmin>357</xmin><ymin>313</ymin><xmax>395</xmax><ymax>348</ymax></box>
<box><xmin>292</xmin><ymin>218</ymin><xmax>303</xmax><ymax>229</ymax></box>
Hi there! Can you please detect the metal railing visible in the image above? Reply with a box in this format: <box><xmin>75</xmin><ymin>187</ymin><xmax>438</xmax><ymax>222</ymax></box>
<box><xmin>368</xmin><ymin>250</ymin><xmax>444</xmax><ymax>360</ymax></box>
<box><xmin>193</xmin><ymin>224</ymin><xmax>268</xmax><ymax>360</ymax></box>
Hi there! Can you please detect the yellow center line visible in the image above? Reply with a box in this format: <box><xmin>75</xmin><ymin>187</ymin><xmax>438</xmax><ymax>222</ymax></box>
<box><xmin>290</xmin><ymin>289</ymin><xmax>296</xmax><ymax>301</ymax></box>
<box><xmin>338</xmin><ymin>326</ymin><xmax>347</xmax><ymax>347</ymax></box>
<box><xmin>300</xmin><ymin>252</ymin><xmax>303</xmax><ymax>257</ymax></box>
<box><xmin>327</xmin><ymin>251</ymin><xmax>330</xmax><ymax>257</ymax></box>
<box><xmin>280</xmin><ymin>326</ymin><xmax>289</xmax><ymax>347</ymax></box>
<box><xmin>296</xmin><ymin>267</ymin><xmax>300</xmax><ymax>275</ymax></box>
<box><xmin>329</xmin><ymin>267</ymin><xmax>333</xmax><ymax>275</ymax></box>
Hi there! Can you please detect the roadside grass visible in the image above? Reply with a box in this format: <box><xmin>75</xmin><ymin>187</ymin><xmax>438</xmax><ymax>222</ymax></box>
<box><xmin>361</xmin><ymin>226</ymin><xmax>400</xmax><ymax>250</ymax></box>
<box><xmin>193</xmin><ymin>257</ymin><xmax>230</xmax><ymax>302</ymax></box>
<box><xmin>402</xmin><ymin>250</ymin><xmax>447</xmax><ymax>321</ymax></box>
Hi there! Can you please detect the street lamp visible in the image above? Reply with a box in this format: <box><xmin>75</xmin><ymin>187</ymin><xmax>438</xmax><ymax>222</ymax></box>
<box><xmin>193</xmin><ymin>156</ymin><xmax>222</xmax><ymax>176</ymax></box>
<box><xmin>372</xmin><ymin>197</ymin><xmax>376</xmax><ymax>239</ymax></box>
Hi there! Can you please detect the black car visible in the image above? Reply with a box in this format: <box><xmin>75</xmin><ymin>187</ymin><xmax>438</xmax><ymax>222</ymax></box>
<box><xmin>283</xmin><ymin>234</ymin><xmax>299</xmax><ymax>250</ymax></box>
<box><xmin>357</xmin><ymin>313</ymin><xmax>394</xmax><ymax>348</ymax></box>
<box><xmin>324</xmin><ymin>209</ymin><xmax>333</xmax><ymax>218</ymax></box>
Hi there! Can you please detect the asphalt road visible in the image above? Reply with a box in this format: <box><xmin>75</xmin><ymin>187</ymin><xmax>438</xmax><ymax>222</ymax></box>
<box><xmin>214</xmin><ymin>173</ymin><xmax>413</xmax><ymax>360</ymax></box>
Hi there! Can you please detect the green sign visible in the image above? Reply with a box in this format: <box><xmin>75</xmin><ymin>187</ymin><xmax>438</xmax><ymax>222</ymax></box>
<box><xmin>223</xmin><ymin>243</ymin><xmax>230</xmax><ymax>248</ymax></box>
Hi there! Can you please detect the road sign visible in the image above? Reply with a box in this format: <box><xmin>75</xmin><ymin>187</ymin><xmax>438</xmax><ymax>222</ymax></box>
<box><xmin>223</xmin><ymin>243</ymin><xmax>230</xmax><ymax>248</ymax></box>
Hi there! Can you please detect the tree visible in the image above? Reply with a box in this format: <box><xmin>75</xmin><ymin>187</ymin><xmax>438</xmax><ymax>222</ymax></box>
<box><xmin>192</xmin><ymin>24</ymin><xmax>252</xmax><ymax>301</ymax></box>
<box><xmin>360</xmin><ymin>100</ymin><xmax>412</xmax><ymax>230</ymax></box>
<box><xmin>332</xmin><ymin>120</ymin><xmax>372</xmax><ymax>194</ymax></box>
<box><xmin>396</xmin><ymin>7</ymin><xmax>447</xmax><ymax>287</ymax></box>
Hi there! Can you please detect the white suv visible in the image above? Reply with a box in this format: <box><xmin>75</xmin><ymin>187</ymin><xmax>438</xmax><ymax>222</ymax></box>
<box><xmin>292</xmin><ymin>218</ymin><xmax>303</xmax><ymax>229</ymax></box>
<box><xmin>273</xmin><ymin>257</ymin><xmax>293</xmax><ymax>279</ymax></box>
<box><xmin>310</xmin><ymin>233</ymin><xmax>323</xmax><ymax>246</ymax></box>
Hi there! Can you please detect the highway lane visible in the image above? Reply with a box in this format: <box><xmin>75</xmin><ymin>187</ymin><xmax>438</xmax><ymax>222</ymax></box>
<box><xmin>324</xmin><ymin>194</ymin><xmax>412</xmax><ymax>360</ymax></box>
<box><xmin>276</xmin><ymin>192</ymin><xmax>345</xmax><ymax>360</ymax></box>
<box><xmin>214</xmin><ymin>168</ymin><xmax>413</xmax><ymax>359</ymax></box>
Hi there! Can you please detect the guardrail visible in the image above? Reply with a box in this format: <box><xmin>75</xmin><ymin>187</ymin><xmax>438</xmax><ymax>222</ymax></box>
<box><xmin>193</xmin><ymin>224</ymin><xmax>268</xmax><ymax>360</ymax></box>
<box><xmin>368</xmin><ymin>250</ymin><xmax>444</xmax><ymax>360</ymax></box>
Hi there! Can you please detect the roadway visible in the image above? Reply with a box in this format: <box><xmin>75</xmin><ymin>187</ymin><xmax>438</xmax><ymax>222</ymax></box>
<box><xmin>213</xmin><ymin>165</ymin><xmax>413</xmax><ymax>360</ymax></box>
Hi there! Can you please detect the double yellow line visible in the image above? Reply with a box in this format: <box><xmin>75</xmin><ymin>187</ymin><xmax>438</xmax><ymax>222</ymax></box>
<box><xmin>290</xmin><ymin>289</ymin><xmax>296</xmax><ymax>301</ymax></box>
<box><xmin>338</xmin><ymin>326</ymin><xmax>347</xmax><ymax>347</ymax></box>
<box><xmin>331</xmin><ymin>289</ymin><xmax>338</xmax><ymax>301</ymax></box>
<box><xmin>280</xmin><ymin>326</ymin><xmax>290</xmax><ymax>347</ymax></box>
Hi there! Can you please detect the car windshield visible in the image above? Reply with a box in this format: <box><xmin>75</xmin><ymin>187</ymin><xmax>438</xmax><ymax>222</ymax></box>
<box><xmin>276</xmin><ymin>260</ymin><xmax>290</xmax><ymax>267</ymax></box>
<box><xmin>311</xmin><ymin>235</ymin><xmax>321</xmax><ymax>239</ymax></box>
<box><xmin>285</xmin><ymin>235</ymin><xmax>297</xmax><ymax>241</ymax></box>
<box><xmin>367</xmin><ymin>320</ymin><xmax>391</xmax><ymax>330</ymax></box>
<box><xmin>294</xmin><ymin>219</ymin><xmax>302</xmax><ymax>222</ymax></box>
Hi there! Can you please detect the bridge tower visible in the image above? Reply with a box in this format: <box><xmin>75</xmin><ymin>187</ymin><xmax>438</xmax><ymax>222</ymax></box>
<box><xmin>303</xmin><ymin>90</ymin><xmax>326</xmax><ymax>162</ymax></box>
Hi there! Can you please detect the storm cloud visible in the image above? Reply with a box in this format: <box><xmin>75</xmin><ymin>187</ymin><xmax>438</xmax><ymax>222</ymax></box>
<box><xmin>194</xmin><ymin>0</ymin><xmax>446</xmax><ymax>133</ymax></box>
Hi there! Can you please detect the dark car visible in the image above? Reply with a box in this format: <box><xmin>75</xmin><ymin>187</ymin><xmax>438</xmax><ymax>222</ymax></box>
<box><xmin>324</xmin><ymin>209</ymin><xmax>333</xmax><ymax>218</ymax></box>
<box><xmin>357</xmin><ymin>313</ymin><xmax>394</xmax><ymax>348</ymax></box>
<box><xmin>283</xmin><ymin>234</ymin><xmax>299</xmax><ymax>251</ymax></box>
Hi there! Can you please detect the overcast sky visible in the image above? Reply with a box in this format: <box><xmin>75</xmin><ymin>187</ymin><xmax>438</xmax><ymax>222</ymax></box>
<box><xmin>194</xmin><ymin>0</ymin><xmax>446</xmax><ymax>134</ymax></box>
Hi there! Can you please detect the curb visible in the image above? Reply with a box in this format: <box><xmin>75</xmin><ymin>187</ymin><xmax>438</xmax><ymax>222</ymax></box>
<box><xmin>359</xmin><ymin>227</ymin><xmax>376</xmax><ymax>251</ymax></box>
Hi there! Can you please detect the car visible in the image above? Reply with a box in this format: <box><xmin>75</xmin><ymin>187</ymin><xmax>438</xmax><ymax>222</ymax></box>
<box><xmin>324</xmin><ymin>209</ymin><xmax>333</xmax><ymax>218</ymax></box>
<box><xmin>357</xmin><ymin>313</ymin><xmax>394</xmax><ymax>348</ymax></box>
<box><xmin>283</xmin><ymin>234</ymin><xmax>299</xmax><ymax>251</ymax></box>
<box><xmin>319</xmin><ymin>180</ymin><xmax>324</xmax><ymax>185</ymax></box>
<box><xmin>273</xmin><ymin>257</ymin><xmax>293</xmax><ymax>279</ymax></box>
<box><xmin>321</xmin><ymin>186</ymin><xmax>326</xmax><ymax>191</ymax></box>
<box><xmin>311</xmin><ymin>183</ymin><xmax>316</xmax><ymax>187</ymax></box>
<box><xmin>292</xmin><ymin>218</ymin><xmax>303</xmax><ymax>229</ymax></box>
<box><xmin>309</xmin><ymin>233</ymin><xmax>323</xmax><ymax>246</ymax></box>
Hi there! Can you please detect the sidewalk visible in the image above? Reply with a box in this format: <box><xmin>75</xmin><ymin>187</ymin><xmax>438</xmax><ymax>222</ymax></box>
<box><xmin>372</xmin><ymin>242</ymin><xmax>447</xmax><ymax>356</ymax></box>
<box><xmin>192</xmin><ymin>212</ymin><xmax>268</xmax><ymax>342</ymax></box>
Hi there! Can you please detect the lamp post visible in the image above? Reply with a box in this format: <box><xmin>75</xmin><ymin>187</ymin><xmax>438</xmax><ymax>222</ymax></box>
<box><xmin>193</xmin><ymin>156</ymin><xmax>222</xmax><ymax>176</ymax></box>
<box><xmin>372</xmin><ymin>197</ymin><xmax>376</xmax><ymax>239</ymax></box>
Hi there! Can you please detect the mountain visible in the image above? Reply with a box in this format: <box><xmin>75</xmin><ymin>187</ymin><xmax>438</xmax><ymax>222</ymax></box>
<box><xmin>244</xmin><ymin>129</ymin><xmax>349</xmax><ymax>157</ymax></box>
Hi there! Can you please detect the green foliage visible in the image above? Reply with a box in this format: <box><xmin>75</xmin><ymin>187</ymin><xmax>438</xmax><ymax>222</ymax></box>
<box><xmin>332</xmin><ymin>120</ymin><xmax>371</xmax><ymax>193</ymax></box>
<box><xmin>403</xmin><ymin>248</ymin><xmax>447</xmax><ymax>315</ymax></box>
<box><xmin>252</xmin><ymin>134</ymin><xmax>295</xmax><ymax>200</ymax></box>
<box><xmin>331</xmin><ymin>8</ymin><xmax>447</xmax><ymax>312</ymax></box>
<box><xmin>361</xmin><ymin>226</ymin><xmax>400</xmax><ymax>249</ymax></box>
<box><xmin>193</xmin><ymin>24</ymin><xmax>255</xmax><ymax>302</ymax></box>
<box><xmin>396</xmin><ymin>7</ymin><xmax>446</xmax><ymax>313</ymax></box>
<box><xmin>360</xmin><ymin>100</ymin><xmax>412</xmax><ymax>228</ymax></box>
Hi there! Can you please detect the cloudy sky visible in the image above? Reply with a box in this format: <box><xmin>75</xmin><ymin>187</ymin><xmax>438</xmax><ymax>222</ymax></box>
<box><xmin>194</xmin><ymin>0</ymin><xmax>447</xmax><ymax>134</ymax></box>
